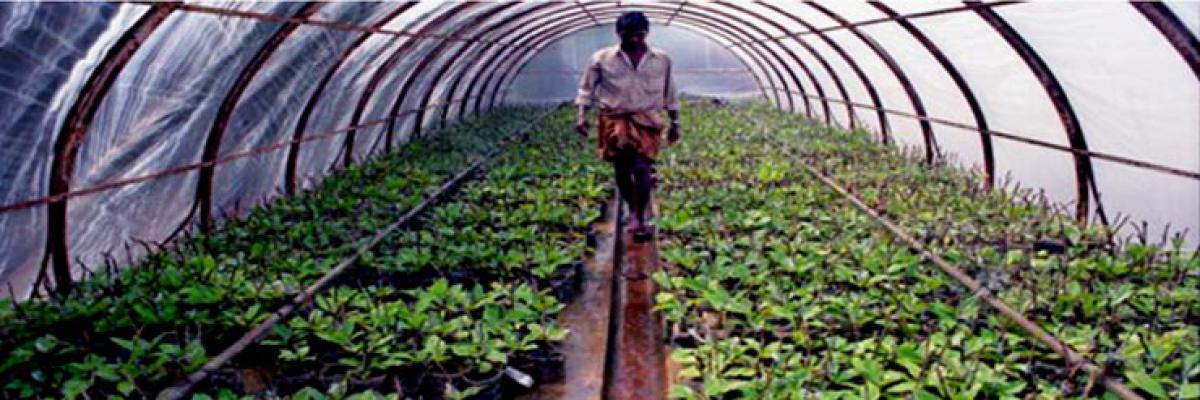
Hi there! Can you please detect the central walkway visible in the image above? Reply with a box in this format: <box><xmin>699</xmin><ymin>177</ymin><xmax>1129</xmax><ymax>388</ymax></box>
<box><xmin>606</xmin><ymin>198</ymin><xmax>668</xmax><ymax>399</ymax></box>
<box><xmin>521</xmin><ymin>196</ymin><xmax>669</xmax><ymax>400</ymax></box>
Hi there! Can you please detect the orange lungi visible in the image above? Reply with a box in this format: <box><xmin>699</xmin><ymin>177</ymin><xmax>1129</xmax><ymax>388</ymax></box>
<box><xmin>597</xmin><ymin>110</ymin><xmax>665</xmax><ymax>162</ymax></box>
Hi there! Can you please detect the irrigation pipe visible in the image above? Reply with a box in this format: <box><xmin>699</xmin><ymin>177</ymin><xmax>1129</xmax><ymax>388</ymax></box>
<box><xmin>158</xmin><ymin>106</ymin><xmax>560</xmax><ymax>399</ymax></box>
<box><xmin>729</xmin><ymin>107</ymin><xmax>1143</xmax><ymax>400</ymax></box>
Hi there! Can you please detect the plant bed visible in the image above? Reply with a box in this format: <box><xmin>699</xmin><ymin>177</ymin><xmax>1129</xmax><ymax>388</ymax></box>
<box><xmin>188</xmin><ymin>109</ymin><xmax>608</xmax><ymax>398</ymax></box>
<box><xmin>0</xmin><ymin>108</ymin><xmax>555</xmax><ymax>399</ymax></box>
<box><xmin>653</xmin><ymin>101</ymin><xmax>1198</xmax><ymax>399</ymax></box>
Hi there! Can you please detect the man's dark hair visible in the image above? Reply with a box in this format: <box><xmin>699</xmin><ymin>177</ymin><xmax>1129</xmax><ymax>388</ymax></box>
<box><xmin>616</xmin><ymin>11</ymin><xmax>650</xmax><ymax>33</ymax></box>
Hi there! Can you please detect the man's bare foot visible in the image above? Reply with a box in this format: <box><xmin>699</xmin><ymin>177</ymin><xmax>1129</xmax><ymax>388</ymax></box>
<box><xmin>631</xmin><ymin>218</ymin><xmax>654</xmax><ymax>243</ymax></box>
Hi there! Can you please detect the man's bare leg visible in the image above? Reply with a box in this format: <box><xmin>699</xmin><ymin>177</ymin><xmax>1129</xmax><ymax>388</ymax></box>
<box><xmin>614</xmin><ymin>154</ymin><xmax>641</xmax><ymax>229</ymax></box>
<box><xmin>630</xmin><ymin>154</ymin><xmax>655</xmax><ymax>240</ymax></box>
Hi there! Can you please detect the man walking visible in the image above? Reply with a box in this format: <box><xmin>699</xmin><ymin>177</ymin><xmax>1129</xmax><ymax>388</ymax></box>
<box><xmin>575</xmin><ymin>11</ymin><xmax>680</xmax><ymax>242</ymax></box>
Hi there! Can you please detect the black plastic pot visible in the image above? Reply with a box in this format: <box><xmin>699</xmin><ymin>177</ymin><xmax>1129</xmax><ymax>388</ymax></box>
<box><xmin>454</xmin><ymin>370</ymin><xmax>504</xmax><ymax>400</ymax></box>
<box><xmin>395</xmin><ymin>372</ymin><xmax>446</xmax><ymax>398</ymax></box>
<box><xmin>509</xmin><ymin>347</ymin><xmax>565</xmax><ymax>384</ymax></box>
<box><xmin>586</xmin><ymin>231</ymin><xmax>598</xmax><ymax>249</ymax></box>
<box><xmin>526</xmin><ymin>348</ymin><xmax>566</xmax><ymax>384</ymax></box>
<box><xmin>549</xmin><ymin>261</ymin><xmax>584</xmax><ymax>304</ymax></box>
<box><xmin>595</xmin><ymin>198</ymin><xmax>610</xmax><ymax>222</ymax></box>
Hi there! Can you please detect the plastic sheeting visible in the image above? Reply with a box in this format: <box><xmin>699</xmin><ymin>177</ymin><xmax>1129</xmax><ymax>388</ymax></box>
<box><xmin>213</xmin><ymin>3</ymin><xmax>393</xmax><ymax>219</ymax></box>
<box><xmin>0</xmin><ymin>3</ymin><xmax>146</xmax><ymax>297</ymax></box>
<box><xmin>0</xmin><ymin>1</ymin><xmax>1197</xmax><ymax>297</ymax></box>
<box><xmin>68</xmin><ymin>2</ymin><xmax>310</xmax><ymax>293</ymax></box>
<box><xmin>296</xmin><ymin>1</ymin><xmax>449</xmax><ymax>191</ymax></box>
<box><xmin>997</xmin><ymin>2</ymin><xmax>1199</xmax><ymax>244</ymax></box>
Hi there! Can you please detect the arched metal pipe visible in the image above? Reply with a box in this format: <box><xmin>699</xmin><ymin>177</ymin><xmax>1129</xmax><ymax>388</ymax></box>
<box><xmin>971</xmin><ymin>3</ymin><xmax>1104</xmax><ymax>223</ymax></box>
<box><xmin>481</xmin><ymin>12</ymin><xmax>772</xmax><ymax>113</ymax></box>
<box><xmin>462</xmin><ymin>14</ymin><xmax>612</xmax><ymax>116</ymax></box>
<box><xmin>380</xmin><ymin>3</ymin><xmax>522</xmax><ymax>146</ymax></box>
<box><xmin>585</xmin><ymin>3</ymin><xmax>802</xmax><ymax>112</ymax></box>
<box><xmin>430</xmin><ymin>3</ymin><xmax>574</xmax><ymax>128</ymax></box>
<box><xmin>756</xmin><ymin>2</ymin><xmax>890</xmax><ymax>141</ymax></box>
<box><xmin>42</xmin><ymin>4</ymin><xmax>176</xmax><ymax>294</ymax></box>
<box><xmin>575</xmin><ymin>0</ymin><xmax>601</xmax><ymax>25</ymax></box>
<box><xmin>695</xmin><ymin>1</ymin><xmax>835</xmax><ymax>120</ymax></box>
<box><xmin>455</xmin><ymin>14</ymin><xmax>595</xmax><ymax>117</ymax></box>
<box><xmin>194</xmin><ymin>3</ymin><xmax>325</xmax><ymax>233</ymax></box>
<box><xmin>478</xmin><ymin>6</ymin><xmax>799</xmax><ymax>114</ymax></box>
<box><xmin>339</xmin><ymin>2</ymin><xmax>483</xmax><ymax>168</ymax></box>
<box><xmin>723</xmin><ymin>1</ymin><xmax>1021</xmax><ymax>47</ymax></box>
<box><xmin>735</xmin><ymin>1</ymin><xmax>860</xmax><ymax>130</ymax></box>
<box><xmin>463</xmin><ymin>8</ymin><xmax>783</xmax><ymax>117</ymax></box>
<box><xmin>490</xmin><ymin>16</ymin><xmax>768</xmax><ymax>112</ymax></box>
<box><xmin>671</xmin><ymin>1</ymin><xmax>815</xmax><ymax>117</ymax></box>
<box><xmin>489</xmin><ymin>13</ymin><xmax>769</xmax><ymax>109</ymax></box>
<box><xmin>807</xmin><ymin>2</ymin><xmax>938</xmax><ymax>162</ymax></box>
<box><xmin>1133</xmin><ymin>2</ymin><xmax>1200</xmax><ymax>78</ymax></box>
<box><xmin>871</xmin><ymin>2</ymin><xmax>995</xmax><ymax>187</ymax></box>
<box><xmin>284</xmin><ymin>2</ymin><xmax>416</xmax><ymax>195</ymax></box>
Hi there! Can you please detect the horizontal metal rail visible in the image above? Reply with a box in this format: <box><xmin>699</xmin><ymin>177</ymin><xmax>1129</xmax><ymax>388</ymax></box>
<box><xmin>761</xmin><ymin>86</ymin><xmax>1200</xmax><ymax>180</ymax></box>
<box><xmin>723</xmin><ymin>1</ymin><xmax>1021</xmax><ymax>48</ymax></box>
<box><xmin>0</xmin><ymin>92</ymin><xmax>504</xmax><ymax>215</ymax></box>
<box><xmin>122</xmin><ymin>1</ymin><xmax>531</xmax><ymax>48</ymax></box>
<box><xmin>159</xmin><ymin>106</ymin><xmax>560</xmax><ymax>399</ymax></box>
<box><xmin>731</xmin><ymin>108</ymin><xmax>1142</xmax><ymax>400</ymax></box>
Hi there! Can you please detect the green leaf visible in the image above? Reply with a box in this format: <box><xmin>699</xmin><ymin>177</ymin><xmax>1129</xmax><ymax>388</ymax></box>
<box><xmin>887</xmin><ymin>381</ymin><xmax>918</xmax><ymax>394</ymax></box>
<box><xmin>679</xmin><ymin>366</ymin><xmax>701</xmax><ymax>379</ymax></box>
<box><xmin>1125</xmin><ymin>371</ymin><xmax>1167</xmax><ymax>399</ymax></box>
<box><xmin>117</xmin><ymin>381</ymin><xmax>136</xmax><ymax>396</ymax></box>
<box><xmin>914</xmin><ymin>390</ymin><xmax>940</xmax><ymax>400</ymax></box>
<box><xmin>181</xmin><ymin>286</ymin><xmax>223</xmax><ymax>305</ymax></box>
<box><xmin>485</xmin><ymin>349</ymin><xmax>507</xmax><ymax>364</ymax></box>
<box><xmin>450</xmin><ymin>344</ymin><xmax>474</xmax><ymax>357</ymax></box>
<box><xmin>62</xmin><ymin>378</ymin><xmax>90</xmax><ymax>399</ymax></box>
<box><xmin>111</xmin><ymin>337</ymin><xmax>136</xmax><ymax>352</ymax></box>
<box><xmin>96</xmin><ymin>365</ymin><xmax>120</xmax><ymax>382</ymax></box>
<box><xmin>723</xmin><ymin>367</ymin><xmax>756</xmax><ymax>378</ymax></box>
<box><xmin>34</xmin><ymin>335</ymin><xmax>58</xmax><ymax>353</ymax></box>
<box><xmin>670</xmin><ymin>384</ymin><xmax>698</xmax><ymax>400</ymax></box>
<box><xmin>1180</xmin><ymin>383</ymin><xmax>1200</xmax><ymax>399</ymax></box>
<box><xmin>291</xmin><ymin>387</ymin><xmax>329</xmax><ymax>400</ymax></box>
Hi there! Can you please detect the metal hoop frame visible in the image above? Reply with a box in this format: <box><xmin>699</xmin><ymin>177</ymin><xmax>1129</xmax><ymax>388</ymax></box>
<box><xmin>21</xmin><ymin>1</ymin><xmax>1200</xmax><ymax>293</ymax></box>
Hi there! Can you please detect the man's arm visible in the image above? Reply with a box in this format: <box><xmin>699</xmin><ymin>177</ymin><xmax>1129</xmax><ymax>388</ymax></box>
<box><xmin>666</xmin><ymin>109</ymin><xmax>680</xmax><ymax>143</ymax></box>
<box><xmin>664</xmin><ymin>56</ymin><xmax>681</xmax><ymax>143</ymax></box>
<box><xmin>575</xmin><ymin>56</ymin><xmax>600</xmax><ymax>137</ymax></box>
<box><xmin>577</xmin><ymin>104</ymin><xmax>591</xmax><ymax>138</ymax></box>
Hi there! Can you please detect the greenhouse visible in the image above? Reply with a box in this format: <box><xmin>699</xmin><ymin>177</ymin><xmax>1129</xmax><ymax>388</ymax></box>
<box><xmin>0</xmin><ymin>1</ymin><xmax>1197</xmax><ymax>399</ymax></box>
